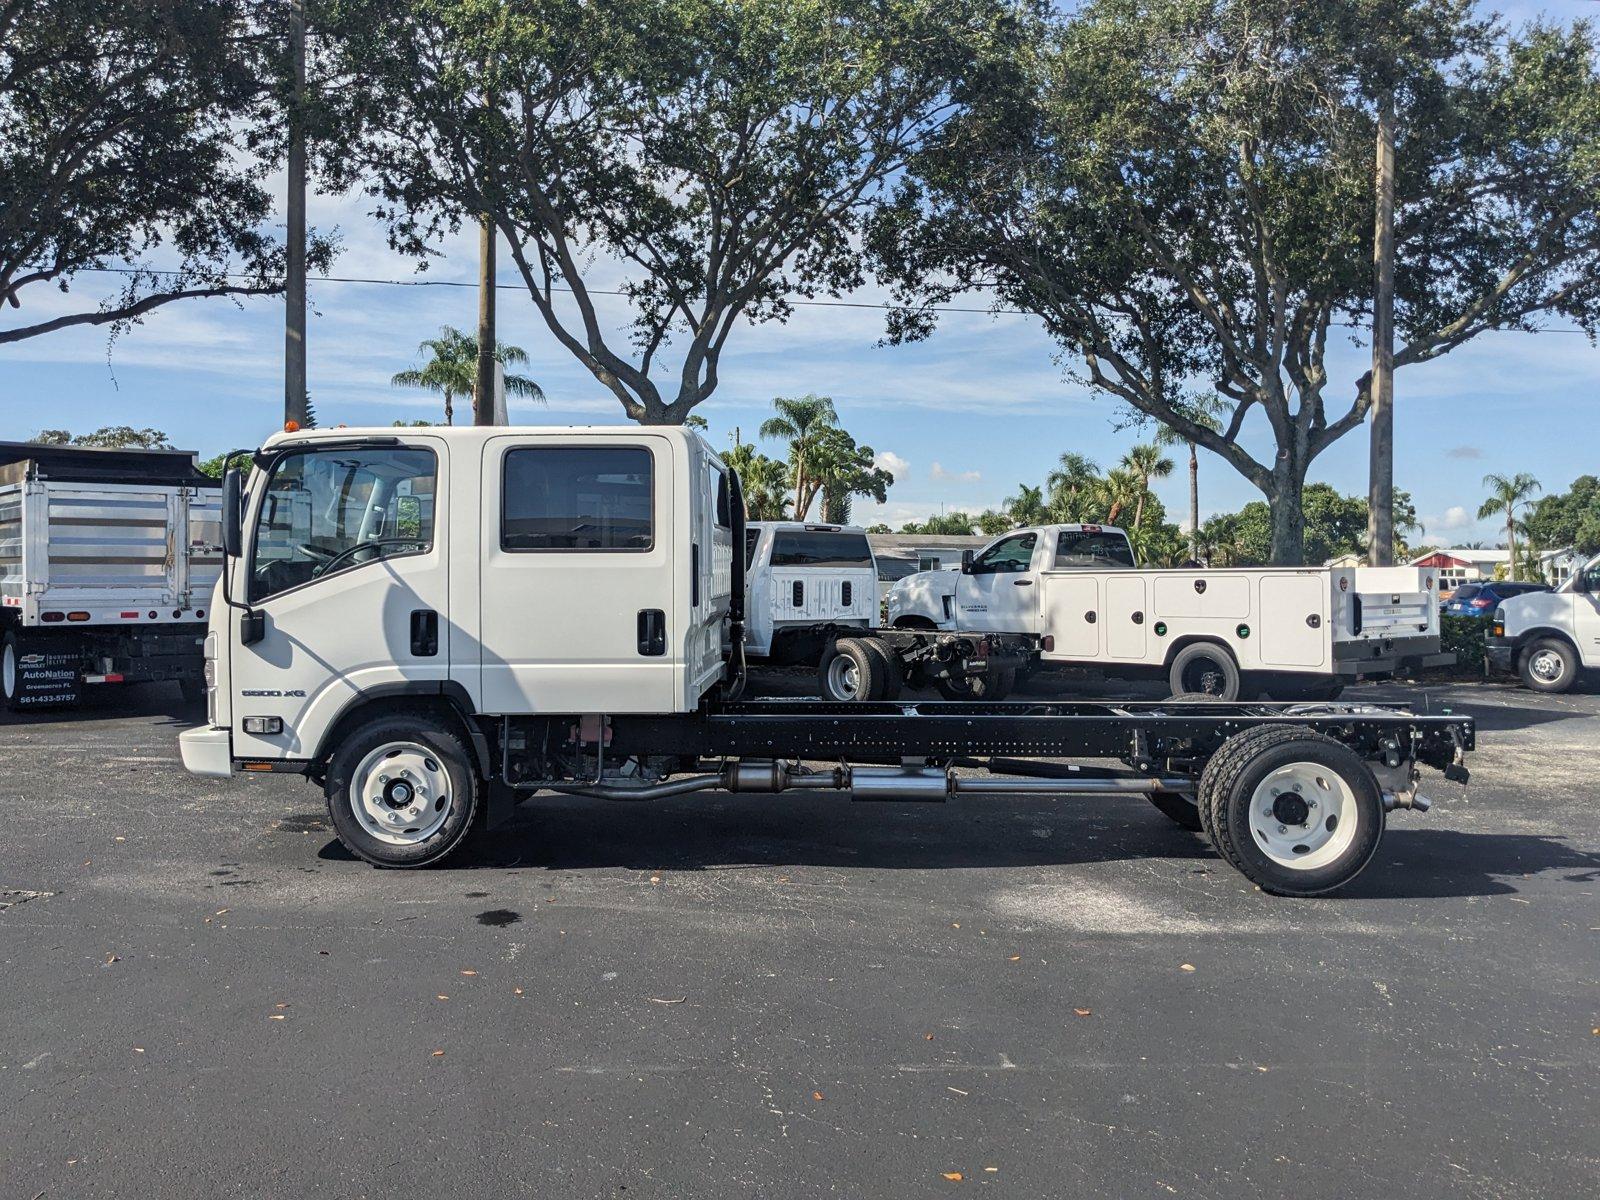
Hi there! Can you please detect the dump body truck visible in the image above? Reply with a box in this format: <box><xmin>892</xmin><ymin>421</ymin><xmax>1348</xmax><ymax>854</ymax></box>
<box><xmin>179</xmin><ymin>426</ymin><xmax>1472</xmax><ymax>897</ymax></box>
<box><xmin>1</xmin><ymin>442</ymin><xmax>220</xmax><ymax>709</ymax></box>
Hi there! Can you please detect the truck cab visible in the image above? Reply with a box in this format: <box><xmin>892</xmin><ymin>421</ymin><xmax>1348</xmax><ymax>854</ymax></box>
<box><xmin>742</xmin><ymin>521</ymin><xmax>877</xmax><ymax>663</ymax></box>
<box><xmin>1487</xmin><ymin>553</ymin><xmax>1600</xmax><ymax>692</ymax></box>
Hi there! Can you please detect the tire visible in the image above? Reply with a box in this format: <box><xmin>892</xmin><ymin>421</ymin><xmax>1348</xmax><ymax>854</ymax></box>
<box><xmin>1518</xmin><ymin>637</ymin><xmax>1578</xmax><ymax>694</ymax></box>
<box><xmin>179</xmin><ymin>676</ymin><xmax>207</xmax><ymax>704</ymax></box>
<box><xmin>1199</xmin><ymin>726</ymin><xmax>1384</xmax><ymax>896</ymax></box>
<box><xmin>2</xmin><ymin>630</ymin><xmax>22</xmax><ymax>712</ymax></box>
<box><xmin>935</xmin><ymin>666</ymin><xmax>1016</xmax><ymax>701</ymax></box>
<box><xmin>1146</xmin><ymin>791</ymin><xmax>1204</xmax><ymax>832</ymax></box>
<box><xmin>1169</xmin><ymin>643</ymin><xmax>1242</xmax><ymax>700</ymax></box>
<box><xmin>860</xmin><ymin>638</ymin><xmax>903</xmax><ymax>701</ymax></box>
<box><xmin>323</xmin><ymin>713</ymin><xmax>481</xmax><ymax>868</ymax></box>
<box><xmin>818</xmin><ymin>637</ymin><xmax>884</xmax><ymax>702</ymax></box>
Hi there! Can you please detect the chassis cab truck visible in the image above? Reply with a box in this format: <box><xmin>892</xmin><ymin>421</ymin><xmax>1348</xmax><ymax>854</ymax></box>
<box><xmin>742</xmin><ymin>521</ymin><xmax>878</xmax><ymax>663</ymax></box>
<box><xmin>1</xmin><ymin>441</ymin><xmax>220</xmax><ymax>709</ymax></box>
<box><xmin>182</xmin><ymin>426</ymin><xmax>1473</xmax><ymax>897</ymax></box>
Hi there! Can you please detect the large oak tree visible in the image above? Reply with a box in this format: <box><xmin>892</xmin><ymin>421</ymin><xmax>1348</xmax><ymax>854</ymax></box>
<box><xmin>873</xmin><ymin>0</ymin><xmax>1600</xmax><ymax>562</ymax></box>
<box><xmin>314</xmin><ymin>0</ymin><xmax>1031</xmax><ymax>424</ymax></box>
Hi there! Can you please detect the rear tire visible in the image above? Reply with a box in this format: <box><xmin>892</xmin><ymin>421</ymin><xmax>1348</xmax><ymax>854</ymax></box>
<box><xmin>324</xmin><ymin>713</ymin><xmax>480</xmax><ymax>868</ymax></box>
<box><xmin>1200</xmin><ymin>726</ymin><xmax>1384</xmax><ymax>896</ymax></box>
<box><xmin>860</xmin><ymin>638</ymin><xmax>903</xmax><ymax>701</ymax></box>
<box><xmin>818</xmin><ymin>637</ymin><xmax>885</xmax><ymax>702</ymax></box>
<box><xmin>1518</xmin><ymin>637</ymin><xmax>1578</xmax><ymax>694</ymax></box>
<box><xmin>2</xmin><ymin>631</ymin><xmax>22</xmax><ymax>712</ymax></box>
<box><xmin>1169</xmin><ymin>643</ymin><xmax>1242</xmax><ymax>700</ymax></box>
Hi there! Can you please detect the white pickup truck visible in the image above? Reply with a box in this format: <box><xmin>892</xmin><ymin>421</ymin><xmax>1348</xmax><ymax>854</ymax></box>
<box><xmin>890</xmin><ymin>523</ymin><xmax>1447</xmax><ymax>700</ymax></box>
<box><xmin>1487</xmin><ymin>552</ymin><xmax>1600</xmax><ymax>692</ymax></box>
<box><xmin>743</xmin><ymin>521</ymin><xmax>878</xmax><ymax>664</ymax></box>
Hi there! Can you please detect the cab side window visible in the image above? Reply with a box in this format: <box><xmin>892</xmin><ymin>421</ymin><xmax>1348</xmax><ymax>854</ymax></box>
<box><xmin>971</xmin><ymin>533</ymin><xmax>1037</xmax><ymax>574</ymax></box>
<box><xmin>502</xmin><ymin>446</ymin><xmax>653</xmax><ymax>551</ymax></box>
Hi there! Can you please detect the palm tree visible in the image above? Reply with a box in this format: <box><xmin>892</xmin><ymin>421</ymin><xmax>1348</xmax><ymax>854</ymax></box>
<box><xmin>723</xmin><ymin>442</ymin><xmax>792</xmax><ymax>520</ymax></box>
<box><xmin>1046</xmin><ymin>452</ymin><xmax>1101</xmax><ymax>522</ymax></box>
<box><xmin>1099</xmin><ymin>467</ymin><xmax>1142</xmax><ymax>526</ymax></box>
<box><xmin>1003</xmin><ymin>483</ymin><xmax>1047</xmax><ymax>528</ymax></box>
<box><xmin>392</xmin><ymin>325</ymin><xmax>545</xmax><ymax>425</ymax></box>
<box><xmin>1120</xmin><ymin>444</ymin><xmax>1175</xmax><ymax>532</ymax></box>
<box><xmin>1154</xmin><ymin>398</ymin><xmax>1225</xmax><ymax>559</ymax></box>
<box><xmin>758</xmin><ymin>394</ymin><xmax>838</xmax><ymax>517</ymax></box>
<box><xmin>1477</xmin><ymin>472</ymin><xmax>1540</xmax><ymax>580</ymax></box>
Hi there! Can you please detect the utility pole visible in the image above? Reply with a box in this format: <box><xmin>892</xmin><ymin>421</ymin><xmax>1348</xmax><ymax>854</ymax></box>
<box><xmin>1366</xmin><ymin>89</ymin><xmax>1396</xmax><ymax>565</ymax></box>
<box><xmin>284</xmin><ymin>0</ymin><xmax>309</xmax><ymax>429</ymax></box>
<box><xmin>474</xmin><ymin>217</ymin><xmax>496</xmax><ymax>425</ymax></box>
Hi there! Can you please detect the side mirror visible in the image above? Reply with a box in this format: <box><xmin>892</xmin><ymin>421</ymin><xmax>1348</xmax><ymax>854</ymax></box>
<box><xmin>221</xmin><ymin>468</ymin><xmax>244</xmax><ymax>559</ymax></box>
<box><xmin>1573</xmin><ymin>573</ymin><xmax>1593</xmax><ymax>594</ymax></box>
<box><xmin>960</xmin><ymin>550</ymin><xmax>974</xmax><ymax>574</ymax></box>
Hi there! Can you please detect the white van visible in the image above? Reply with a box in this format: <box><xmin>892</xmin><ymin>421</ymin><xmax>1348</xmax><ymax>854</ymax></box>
<box><xmin>1487</xmin><ymin>552</ymin><xmax>1600</xmax><ymax>692</ymax></box>
<box><xmin>743</xmin><ymin>522</ymin><xmax>878</xmax><ymax>663</ymax></box>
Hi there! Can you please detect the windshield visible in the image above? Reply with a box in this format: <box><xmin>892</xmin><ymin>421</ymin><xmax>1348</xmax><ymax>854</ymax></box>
<box><xmin>769</xmin><ymin>530</ymin><xmax>873</xmax><ymax>569</ymax></box>
<box><xmin>1053</xmin><ymin>530</ymin><xmax>1135</xmax><ymax>569</ymax></box>
<box><xmin>249</xmin><ymin>445</ymin><xmax>435</xmax><ymax>602</ymax></box>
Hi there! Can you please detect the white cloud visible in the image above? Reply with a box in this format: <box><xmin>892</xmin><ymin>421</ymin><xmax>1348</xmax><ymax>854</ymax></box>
<box><xmin>1425</xmin><ymin>505</ymin><xmax>1478</xmax><ymax>536</ymax></box>
<box><xmin>930</xmin><ymin>461</ymin><xmax>982</xmax><ymax>484</ymax></box>
<box><xmin>875</xmin><ymin>449</ymin><xmax>910</xmax><ymax>478</ymax></box>
<box><xmin>1445</xmin><ymin>446</ymin><xmax>1483</xmax><ymax>460</ymax></box>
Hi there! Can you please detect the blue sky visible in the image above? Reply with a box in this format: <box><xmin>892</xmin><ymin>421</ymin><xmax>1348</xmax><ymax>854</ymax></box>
<box><xmin>3</xmin><ymin>0</ymin><xmax>1597</xmax><ymax>547</ymax></box>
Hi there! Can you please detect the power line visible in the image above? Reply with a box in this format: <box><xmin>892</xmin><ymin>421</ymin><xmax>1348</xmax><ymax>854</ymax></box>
<box><xmin>71</xmin><ymin>264</ymin><xmax>1593</xmax><ymax>332</ymax></box>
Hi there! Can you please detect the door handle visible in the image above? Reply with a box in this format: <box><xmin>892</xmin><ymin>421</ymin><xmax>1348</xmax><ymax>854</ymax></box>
<box><xmin>1013</xmin><ymin>579</ymin><xmax>1033</xmax><ymax>586</ymax></box>
<box><xmin>637</xmin><ymin>609</ymin><xmax>666</xmax><ymax>656</ymax></box>
<box><xmin>410</xmin><ymin>609</ymin><xmax>439</xmax><ymax>657</ymax></box>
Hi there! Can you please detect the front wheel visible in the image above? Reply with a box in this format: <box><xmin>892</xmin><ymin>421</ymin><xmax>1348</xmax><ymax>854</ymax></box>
<box><xmin>1519</xmin><ymin>637</ymin><xmax>1579</xmax><ymax>694</ymax></box>
<box><xmin>1200</xmin><ymin>726</ymin><xmax>1384</xmax><ymax>896</ymax></box>
<box><xmin>324</xmin><ymin>714</ymin><xmax>480</xmax><ymax>868</ymax></box>
<box><xmin>1</xmin><ymin>631</ymin><xmax>22</xmax><ymax>712</ymax></box>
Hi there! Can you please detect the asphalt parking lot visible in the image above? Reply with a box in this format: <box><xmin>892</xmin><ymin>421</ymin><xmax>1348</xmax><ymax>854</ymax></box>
<box><xmin>3</xmin><ymin>673</ymin><xmax>1598</xmax><ymax>1200</ymax></box>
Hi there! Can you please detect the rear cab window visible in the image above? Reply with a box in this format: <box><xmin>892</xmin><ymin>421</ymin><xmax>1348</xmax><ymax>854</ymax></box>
<box><xmin>769</xmin><ymin>529</ymin><xmax>873</xmax><ymax>569</ymax></box>
<box><xmin>1053</xmin><ymin>530</ymin><xmax>1135</xmax><ymax>569</ymax></box>
<box><xmin>501</xmin><ymin>445</ymin><xmax>653</xmax><ymax>551</ymax></box>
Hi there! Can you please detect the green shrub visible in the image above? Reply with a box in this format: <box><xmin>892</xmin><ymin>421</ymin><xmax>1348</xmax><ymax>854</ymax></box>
<box><xmin>1439</xmin><ymin>615</ymin><xmax>1487</xmax><ymax>674</ymax></box>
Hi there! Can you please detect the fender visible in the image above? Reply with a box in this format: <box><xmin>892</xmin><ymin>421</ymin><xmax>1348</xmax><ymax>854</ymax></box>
<box><xmin>311</xmin><ymin>681</ymin><xmax>492</xmax><ymax>778</ymax></box>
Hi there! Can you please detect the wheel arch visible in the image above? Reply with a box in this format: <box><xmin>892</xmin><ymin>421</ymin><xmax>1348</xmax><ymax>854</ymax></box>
<box><xmin>1162</xmin><ymin>634</ymin><xmax>1239</xmax><ymax>671</ymax></box>
<box><xmin>1513</xmin><ymin>625</ymin><xmax>1580</xmax><ymax>655</ymax></box>
<box><xmin>312</xmin><ymin>683</ymin><xmax>492</xmax><ymax>780</ymax></box>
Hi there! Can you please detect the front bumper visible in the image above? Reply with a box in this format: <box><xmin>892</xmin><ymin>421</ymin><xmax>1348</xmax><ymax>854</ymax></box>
<box><xmin>179</xmin><ymin>725</ymin><xmax>233</xmax><ymax>778</ymax></box>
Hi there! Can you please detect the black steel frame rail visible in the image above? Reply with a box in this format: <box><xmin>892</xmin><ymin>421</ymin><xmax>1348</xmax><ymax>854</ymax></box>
<box><xmin>610</xmin><ymin>699</ymin><xmax>1475</xmax><ymax>760</ymax></box>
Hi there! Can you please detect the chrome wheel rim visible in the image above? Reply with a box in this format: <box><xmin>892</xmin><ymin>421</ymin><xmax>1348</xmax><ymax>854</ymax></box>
<box><xmin>350</xmin><ymin>741</ymin><xmax>452</xmax><ymax>846</ymax></box>
<box><xmin>827</xmin><ymin>654</ymin><xmax>861</xmax><ymax>699</ymax></box>
<box><xmin>1248</xmin><ymin>761</ymin><xmax>1358</xmax><ymax>870</ymax></box>
<box><xmin>1529</xmin><ymin>649</ymin><xmax>1564</xmax><ymax>683</ymax></box>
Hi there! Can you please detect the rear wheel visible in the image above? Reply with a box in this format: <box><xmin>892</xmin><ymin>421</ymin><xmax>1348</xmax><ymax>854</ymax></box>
<box><xmin>860</xmin><ymin>638</ymin><xmax>903</xmax><ymax>701</ymax></box>
<box><xmin>1519</xmin><ymin>637</ymin><xmax>1578</xmax><ymax>694</ymax></box>
<box><xmin>324</xmin><ymin>714</ymin><xmax>480</xmax><ymax>868</ymax></box>
<box><xmin>818</xmin><ymin>637</ymin><xmax>885</xmax><ymax>702</ymax></box>
<box><xmin>2</xmin><ymin>631</ymin><xmax>21</xmax><ymax>712</ymax></box>
<box><xmin>1169</xmin><ymin>643</ymin><xmax>1241</xmax><ymax>700</ymax></box>
<box><xmin>1200</xmin><ymin>726</ymin><xmax>1383</xmax><ymax>896</ymax></box>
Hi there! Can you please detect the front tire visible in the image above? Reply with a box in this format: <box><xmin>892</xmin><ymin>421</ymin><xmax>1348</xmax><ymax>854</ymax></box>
<box><xmin>1200</xmin><ymin>726</ymin><xmax>1384</xmax><ymax>896</ymax></box>
<box><xmin>1519</xmin><ymin>637</ymin><xmax>1578</xmax><ymax>694</ymax></box>
<box><xmin>324</xmin><ymin>714</ymin><xmax>480</xmax><ymax>868</ymax></box>
<box><xmin>2</xmin><ymin>631</ymin><xmax>22</xmax><ymax>712</ymax></box>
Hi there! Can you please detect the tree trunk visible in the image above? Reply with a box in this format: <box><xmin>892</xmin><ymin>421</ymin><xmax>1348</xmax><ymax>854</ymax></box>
<box><xmin>474</xmin><ymin>217</ymin><xmax>497</xmax><ymax>425</ymax></box>
<box><xmin>284</xmin><ymin>0</ymin><xmax>309</xmax><ymax>430</ymax></box>
<box><xmin>1267</xmin><ymin>472</ymin><xmax>1308</xmax><ymax>566</ymax></box>
<box><xmin>1132</xmin><ymin>485</ymin><xmax>1146</xmax><ymax>533</ymax></box>
<box><xmin>1367</xmin><ymin>89</ymin><xmax>1396</xmax><ymax>565</ymax></box>
<box><xmin>443</xmin><ymin>391</ymin><xmax>454</xmax><ymax>426</ymax></box>
<box><xmin>1507</xmin><ymin>513</ymin><xmax>1517</xmax><ymax>581</ymax></box>
<box><xmin>1187</xmin><ymin>442</ymin><xmax>1200</xmax><ymax>560</ymax></box>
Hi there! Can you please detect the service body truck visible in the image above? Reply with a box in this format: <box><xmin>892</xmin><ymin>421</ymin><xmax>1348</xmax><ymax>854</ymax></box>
<box><xmin>1</xmin><ymin>442</ymin><xmax>220</xmax><ymax>709</ymax></box>
<box><xmin>181</xmin><ymin>425</ymin><xmax>1473</xmax><ymax>897</ymax></box>
<box><xmin>1487</xmin><ymin>552</ymin><xmax>1600</xmax><ymax>692</ymax></box>
<box><xmin>742</xmin><ymin>521</ymin><xmax>878</xmax><ymax>664</ymax></box>
<box><xmin>893</xmin><ymin>523</ymin><xmax>1446</xmax><ymax>700</ymax></box>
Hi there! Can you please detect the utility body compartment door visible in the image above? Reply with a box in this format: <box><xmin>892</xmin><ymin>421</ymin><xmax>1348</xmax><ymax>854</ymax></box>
<box><xmin>1257</xmin><ymin>574</ymin><xmax>1328</xmax><ymax>668</ymax></box>
<box><xmin>479</xmin><ymin>433</ymin><xmax>677</xmax><ymax>714</ymax></box>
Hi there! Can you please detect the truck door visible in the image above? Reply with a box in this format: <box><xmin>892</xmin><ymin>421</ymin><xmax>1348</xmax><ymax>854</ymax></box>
<box><xmin>479</xmin><ymin>434</ymin><xmax>676</xmax><ymax>713</ymax></box>
<box><xmin>955</xmin><ymin>531</ymin><xmax>1040</xmax><ymax>633</ymax></box>
<box><xmin>230</xmin><ymin>439</ymin><xmax>448</xmax><ymax>760</ymax></box>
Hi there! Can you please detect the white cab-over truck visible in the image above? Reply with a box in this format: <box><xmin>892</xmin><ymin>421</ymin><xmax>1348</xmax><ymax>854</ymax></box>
<box><xmin>889</xmin><ymin>523</ymin><xmax>1447</xmax><ymax>700</ymax></box>
<box><xmin>1487</xmin><ymin>552</ymin><xmax>1600</xmax><ymax>692</ymax></box>
<box><xmin>180</xmin><ymin>425</ymin><xmax>1473</xmax><ymax>897</ymax></box>
<box><xmin>742</xmin><ymin>521</ymin><xmax>878</xmax><ymax>663</ymax></box>
<box><xmin>1</xmin><ymin>441</ymin><xmax>220</xmax><ymax>709</ymax></box>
